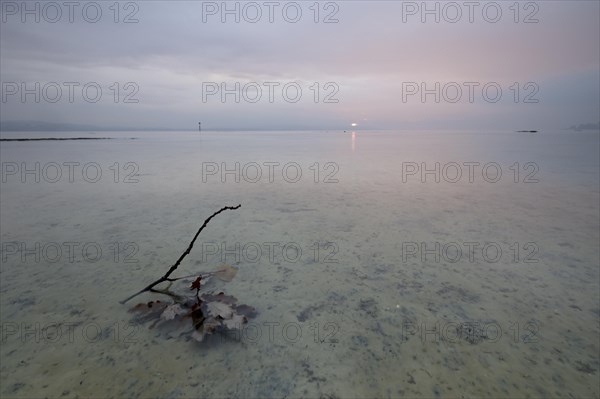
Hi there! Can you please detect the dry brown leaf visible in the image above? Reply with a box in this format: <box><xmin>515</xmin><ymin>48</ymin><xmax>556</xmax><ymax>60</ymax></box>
<box><xmin>201</xmin><ymin>292</ymin><xmax>237</xmax><ymax>305</ymax></box>
<box><xmin>128</xmin><ymin>261</ymin><xmax>256</xmax><ymax>345</ymax></box>
<box><xmin>205</xmin><ymin>301</ymin><xmax>233</xmax><ymax>319</ymax></box>
<box><xmin>161</xmin><ymin>304</ymin><xmax>186</xmax><ymax>321</ymax></box>
<box><xmin>130</xmin><ymin>301</ymin><xmax>169</xmax><ymax>324</ymax></box>
<box><xmin>192</xmin><ymin>317</ymin><xmax>222</xmax><ymax>342</ymax></box>
<box><xmin>214</xmin><ymin>264</ymin><xmax>237</xmax><ymax>282</ymax></box>
<box><xmin>235</xmin><ymin>304</ymin><xmax>258</xmax><ymax>318</ymax></box>
<box><xmin>223</xmin><ymin>314</ymin><xmax>246</xmax><ymax>329</ymax></box>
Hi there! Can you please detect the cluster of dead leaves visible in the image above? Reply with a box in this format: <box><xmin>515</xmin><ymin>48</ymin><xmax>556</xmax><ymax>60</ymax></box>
<box><xmin>130</xmin><ymin>265</ymin><xmax>256</xmax><ymax>342</ymax></box>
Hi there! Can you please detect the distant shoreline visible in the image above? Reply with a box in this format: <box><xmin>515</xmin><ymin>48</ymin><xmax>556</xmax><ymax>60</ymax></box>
<box><xmin>0</xmin><ymin>137</ymin><xmax>118</xmax><ymax>142</ymax></box>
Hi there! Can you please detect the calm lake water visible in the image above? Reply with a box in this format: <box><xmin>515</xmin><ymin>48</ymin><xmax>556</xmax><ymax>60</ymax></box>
<box><xmin>1</xmin><ymin>130</ymin><xmax>599</xmax><ymax>398</ymax></box>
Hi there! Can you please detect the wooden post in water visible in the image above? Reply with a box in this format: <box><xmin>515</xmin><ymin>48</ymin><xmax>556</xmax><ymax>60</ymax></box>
<box><xmin>198</xmin><ymin>122</ymin><xmax>201</xmax><ymax>133</ymax></box>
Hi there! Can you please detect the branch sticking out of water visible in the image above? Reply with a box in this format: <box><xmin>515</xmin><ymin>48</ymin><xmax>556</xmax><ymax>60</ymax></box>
<box><xmin>120</xmin><ymin>204</ymin><xmax>241</xmax><ymax>304</ymax></box>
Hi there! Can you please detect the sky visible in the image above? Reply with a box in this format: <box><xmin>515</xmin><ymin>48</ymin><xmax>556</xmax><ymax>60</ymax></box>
<box><xmin>1</xmin><ymin>0</ymin><xmax>599</xmax><ymax>131</ymax></box>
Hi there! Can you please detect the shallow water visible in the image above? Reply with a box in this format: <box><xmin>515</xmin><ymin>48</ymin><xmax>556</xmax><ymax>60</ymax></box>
<box><xmin>1</xmin><ymin>130</ymin><xmax>599</xmax><ymax>398</ymax></box>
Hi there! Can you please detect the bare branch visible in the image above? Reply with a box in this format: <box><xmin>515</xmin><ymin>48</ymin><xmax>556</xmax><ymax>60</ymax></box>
<box><xmin>120</xmin><ymin>204</ymin><xmax>241</xmax><ymax>304</ymax></box>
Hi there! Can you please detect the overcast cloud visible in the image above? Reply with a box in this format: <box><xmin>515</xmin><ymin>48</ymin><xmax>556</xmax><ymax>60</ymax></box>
<box><xmin>1</xmin><ymin>1</ymin><xmax>599</xmax><ymax>130</ymax></box>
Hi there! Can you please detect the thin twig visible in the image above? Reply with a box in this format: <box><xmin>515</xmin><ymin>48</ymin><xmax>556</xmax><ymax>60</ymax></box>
<box><xmin>120</xmin><ymin>204</ymin><xmax>241</xmax><ymax>304</ymax></box>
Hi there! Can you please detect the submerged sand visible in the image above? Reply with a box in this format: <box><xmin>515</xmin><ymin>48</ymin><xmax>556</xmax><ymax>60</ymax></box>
<box><xmin>1</xmin><ymin>130</ymin><xmax>598</xmax><ymax>398</ymax></box>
